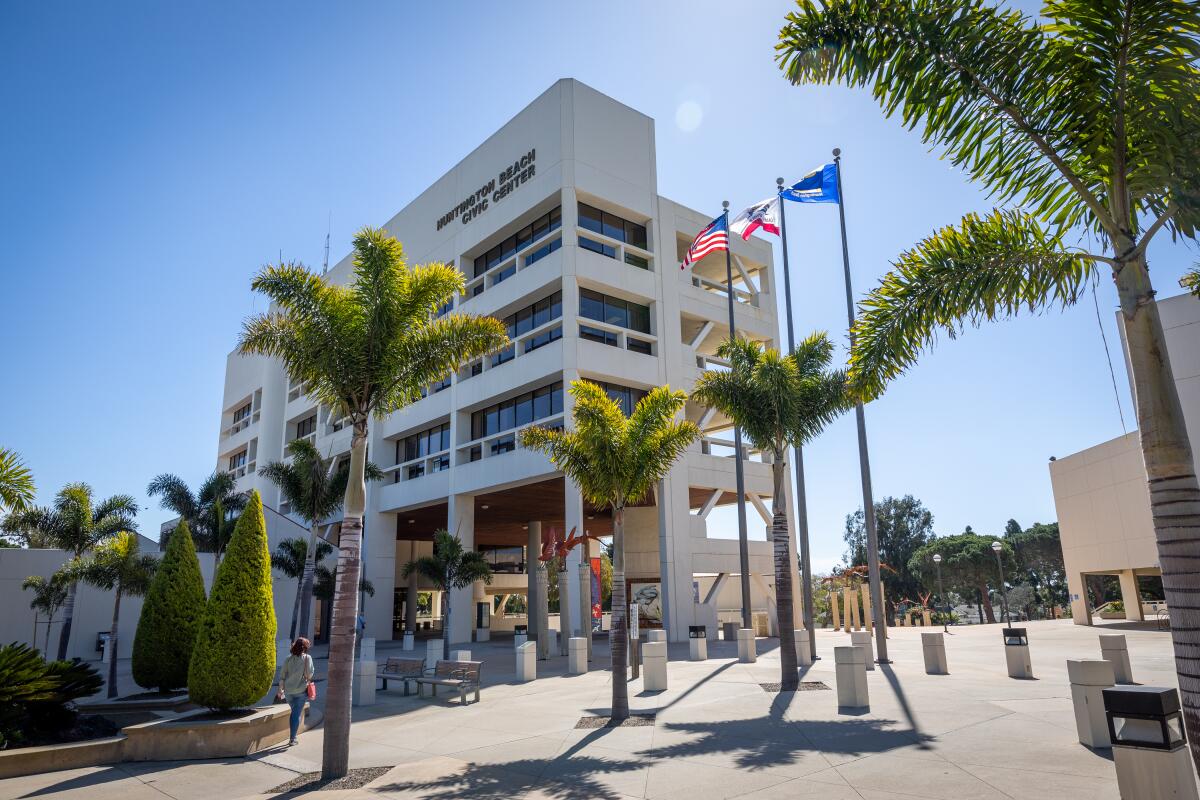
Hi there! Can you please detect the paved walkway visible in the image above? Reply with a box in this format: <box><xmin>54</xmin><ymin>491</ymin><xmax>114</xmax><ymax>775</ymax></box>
<box><xmin>2</xmin><ymin>620</ymin><xmax>1188</xmax><ymax>799</ymax></box>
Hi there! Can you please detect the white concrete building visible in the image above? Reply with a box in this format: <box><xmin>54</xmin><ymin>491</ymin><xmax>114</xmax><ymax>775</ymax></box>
<box><xmin>216</xmin><ymin>79</ymin><xmax>800</xmax><ymax>646</ymax></box>
<box><xmin>1050</xmin><ymin>291</ymin><xmax>1200</xmax><ymax>623</ymax></box>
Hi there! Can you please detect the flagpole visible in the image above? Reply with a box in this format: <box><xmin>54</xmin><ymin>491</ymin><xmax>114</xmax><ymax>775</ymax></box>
<box><xmin>833</xmin><ymin>148</ymin><xmax>889</xmax><ymax>664</ymax></box>
<box><xmin>722</xmin><ymin>200</ymin><xmax>754</xmax><ymax>631</ymax></box>
<box><xmin>775</xmin><ymin>178</ymin><xmax>818</xmax><ymax>661</ymax></box>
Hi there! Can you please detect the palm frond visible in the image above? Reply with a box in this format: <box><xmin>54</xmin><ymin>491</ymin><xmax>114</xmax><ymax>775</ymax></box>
<box><xmin>146</xmin><ymin>474</ymin><xmax>199</xmax><ymax>520</ymax></box>
<box><xmin>1182</xmin><ymin>266</ymin><xmax>1200</xmax><ymax>297</ymax></box>
<box><xmin>0</xmin><ymin>448</ymin><xmax>35</xmax><ymax>514</ymax></box>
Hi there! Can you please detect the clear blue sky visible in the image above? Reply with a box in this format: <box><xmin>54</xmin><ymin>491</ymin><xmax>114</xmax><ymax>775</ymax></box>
<box><xmin>1</xmin><ymin>2</ymin><xmax>1194</xmax><ymax>571</ymax></box>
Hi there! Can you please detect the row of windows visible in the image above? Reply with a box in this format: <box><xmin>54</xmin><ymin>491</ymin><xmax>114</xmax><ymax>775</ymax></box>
<box><xmin>596</xmin><ymin>381</ymin><xmax>649</xmax><ymax>417</ymax></box>
<box><xmin>579</xmin><ymin>324</ymin><xmax>652</xmax><ymax>355</ymax></box>
<box><xmin>579</xmin><ymin>289</ymin><xmax>650</xmax><ymax>334</ymax></box>
<box><xmin>228</xmin><ymin>450</ymin><xmax>247</xmax><ymax>470</ymax></box>
<box><xmin>399</xmin><ymin>422</ymin><xmax>451</xmax><ymax>464</ymax></box>
<box><xmin>491</xmin><ymin>292</ymin><xmax>563</xmax><ymax>367</ymax></box>
<box><xmin>470</xmin><ymin>382</ymin><xmax>563</xmax><ymax>441</ymax></box>
<box><xmin>579</xmin><ymin>236</ymin><xmax>649</xmax><ymax>270</ymax></box>
<box><xmin>578</xmin><ymin>203</ymin><xmax>648</xmax><ymax>250</ymax></box>
<box><xmin>232</xmin><ymin>402</ymin><xmax>252</xmax><ymax>424</ymax></box>
<box><xmin>473</xmin><ymin>206</ymin><xmax>562</xmax><ymax>278</ymax></box>
<box><xmin>295</xmin><ymin>415</ymin><xmax>317</xmax><ymax>439</ymax></box>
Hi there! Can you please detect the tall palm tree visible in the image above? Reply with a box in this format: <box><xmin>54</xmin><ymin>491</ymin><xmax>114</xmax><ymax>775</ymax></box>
<box><xmin>260</xmin><ymin>439</ymin><xmax>383</xmax><ymax>641</ymax></box>
<box><xmin>2</xmin><ymin>484</ymin><xmax>138</xmax><ymax>660</ymax></box>
<box><xmin>22</xmin><ymin>574</ymin><xmax>68</xmax><ymax>656</ymax></box>
<box><xmin>778</xmin><ymin>0</ymin><xmax>1200</xmax><ymax>761</ymax></box>
<box><xmin>402</xmin><ymin>529</ymin><xmax>493</xmax><ymax>661</ymax></box>
<box><xmin>520</xmin><ymin>381</ymin><xmax>699</xmax><ymax>720</ymax></box>
<box><xmin>64</xmin><ymin>530</ymin><xmax>157</xmax><ymax>698</ymax></box>
<box><xmin>147</xmin><ymin>472</ymin><xmax>246</xmax><ymax>569</ymax></box>
<box><xmin>239</xmin><ymin>226</ymin><xmax>508</xmax><ymax>778</ymax></box>
<box><xmin>314</xmin><ymin>565</ymin><xmax>374</xmax><ymax>644</ymax></box>
<box><xmin>272</xmin><ymin>536</ymin><xmax>334</xmax><ymax>641</ymax></box>
<box><xmin>0</xmin><ymin>448</ymin><xmax>35</xmax><ymax>516</ymax></box>
<box><xmin>692</xmin><ymin>334</ymin><xmax>851</xmax><ymax>690</ymax></box>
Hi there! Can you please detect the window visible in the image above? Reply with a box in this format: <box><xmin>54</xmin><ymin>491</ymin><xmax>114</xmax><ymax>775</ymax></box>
<box><xmin>492</xmin><ymin>292</ymin><xmax>562</xmax><ymax>365</ymax></box>
<box><xmin>232</xmin><ymin>402</ymin><xmax>252</xmax><ymax>424</ymax></box>
<box><xmin>526</xmin><ymin>237</ymin><xmax>561</xmax><ymax>266</ymax></box>
<box><xmin>470</xmin><ymin>382</ymin><xmax>563</xmax><ymax>441</ymax></box>
<box><xmin>473</xmin><ymin>206</ymin><xmax>562</xmax><ymax>278</ymax></box>
<box><xmin>431</xmin><ymin>375</ymin><xmax>451</xmax><ymax>393</ymax></box>
<box><xmin>579</xmin><ymin>289</ymin><xmax>651</xmax><ymax>334</ymax></box>
<box><xmin>627</xmin><ymin>338</ymin><xmax>653</xmax><ymax>356</ymax></box>
<box><xmin>624</xmin><ymin>252</ymin><xmax>649</xmax><ymax>270</ymax></box>
<box><xmin>400</xmin><ymin>422</ymin><xmax>450</xmax><ymax>464</ymax></box>
<box><xmin>597</xmin><ymin>382</ymin><xmax>648</xmax><ymax>416</ymax></box>
<box><xmin>525</xmin><ymin>325</ymin><xmax>562</xmax><ymax>353</ymax></box>
<box><xmin>577</xmin><ymin>203</ymin><xmax>648</xmax><ymax>250</ymax></box>
<box><xmin>580</xmin><ymin>325</ymin><xmax>618</xmax><ymax>347</ymax></box>
<box><xmin>228</xmin><ymin>450</ymin><xmax>247</xmax><ymax>471</ymax></box>
<box><xmin>579</xmin><ymin>236</ymin><xmax>616</xmax><ymax>259</ymax></box>
<box><xmin>295</xmin><ymin>415</ymin><xmax>317</xmax><ymax>439</ymax></box>
<box><xmin>436</xmin><ymin>299</ymin><xmax>454</xmax><ymax>318</ymax></box>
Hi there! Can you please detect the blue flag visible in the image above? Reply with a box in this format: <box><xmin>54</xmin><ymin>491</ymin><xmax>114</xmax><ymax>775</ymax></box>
<box><xmin>782</xmin><ymin>162</ymin><xmax>839</xmax><ymax>204</ymax></box>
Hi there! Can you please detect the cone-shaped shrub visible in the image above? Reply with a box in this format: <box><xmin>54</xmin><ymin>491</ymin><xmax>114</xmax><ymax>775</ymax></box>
<box><xmin>132</xmin><ymin>520</ymin><xmax>207</xmax><ymax>691</ymax></box>
<box><xmin>188</xmin><ymin>490</ymin><xmax>276</xmax><ymax>709</ymax></box>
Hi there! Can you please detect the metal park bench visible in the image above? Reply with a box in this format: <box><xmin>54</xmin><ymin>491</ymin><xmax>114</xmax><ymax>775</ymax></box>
<box><xmin>414</xmin><ymin>660</ymin><xmax>482</xmax><ymax>705</ymax></box>
<box><xmin>378</xmin><ymin>657</ymin><xmax>426</xmax><ymax>695</ymax></box>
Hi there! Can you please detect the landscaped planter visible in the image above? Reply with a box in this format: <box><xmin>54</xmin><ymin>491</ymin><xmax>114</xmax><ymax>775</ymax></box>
<box><xmin>0</xmin><ymin>736</ymin><xmax>126</xmax><ymax>780</ymax></box>
<box><xmin>122</xmin><ymin>705</ymin><xmax>295</xmax><ymax>761</ymax></box>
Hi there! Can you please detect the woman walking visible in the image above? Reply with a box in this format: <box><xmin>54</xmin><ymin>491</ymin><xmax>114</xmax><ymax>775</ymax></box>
<box><xmin>278</xmin><ymin>637</ymin><xmax>315</xmax><ymax>746</ymax></box>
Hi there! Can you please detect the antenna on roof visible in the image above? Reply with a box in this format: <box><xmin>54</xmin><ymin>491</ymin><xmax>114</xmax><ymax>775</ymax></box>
<box><xmin>322</xmin><ymin>212</ymin><xmax>331</xmax><ymax>276</ymax></box>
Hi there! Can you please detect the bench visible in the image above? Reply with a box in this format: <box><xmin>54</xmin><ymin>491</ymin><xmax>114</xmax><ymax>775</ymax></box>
<box><xmin>378</xmin><ymin>657</ymin><xmax>426</xmax><ymax>695</ymax></box>
<box><xmin>414</xmin><ymin>660</ymin><xmax>482</xmax><ymax>705</ymax></box>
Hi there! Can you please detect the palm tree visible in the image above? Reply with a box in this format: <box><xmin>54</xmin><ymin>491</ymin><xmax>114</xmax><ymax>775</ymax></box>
<box><xmin>147</xmin><ymin>472</ymin><xmax>246</xmax><ymax>569</ymax></box>
<box><xmin>0</xmin><ymin>448</ymin><xmax>35</xmax><ymax>516</ymax></box>
<box><xmin>239</xmin><ymin>226</ymin><xmax>508</xmax><ymax>778</ymax></box>
<box><xmin>272</xmin><ymin>536</ymin><xmax>334</xmax><ymax>641</ymax></box>
<box><xmin>314</xmin><ymin>564</ymin><xmax>374</xmax><ymax>644</ymax></box>
<box><xmin>259</xmin><ymin>439</ymin><xmax>383</xmax><ymax>641</ymax></box>
<box><xmin>2</xmin><ymin>484</ymin><xmax>138</xmax><ymax>660</ymax></box>
<box><xmin>692</xmin><ymin>334</ymin><xmax>851</xmax><ymax>690</ymax></box>
<box><xmin>520</xmin><ymin>381</ymin><xmax>699</xmax><ymax>720</ymax></box>
<box><xmin>778</xmin><ymin>0</ymin><xmax>1200</xmax><ymax>760</ymax></box>
<box><xmin>402</xmin><ymin>530</ymin><xmax>493</xmax><ymax>662</ymax></box>
<box><xmin>64</xmin><ymin>531</ymin><xmax>157</xmax><ymax>698</ymax></box>
<box><xmin>1183</xmin><ymin>267</ymin><xmax>1200</xmax><ymax>297</ymax></box>
<box><xmin>22</xmin><ymin>574</ymin><xmax>68</xmax><ymax>656</ymax></box>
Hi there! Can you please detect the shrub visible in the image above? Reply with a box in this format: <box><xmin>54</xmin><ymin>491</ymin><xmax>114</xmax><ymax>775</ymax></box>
<box><xmin>187</xmin><ymin>490</ymin><xmax>276</xmax><ymax>710</ymax></box>
<box><xmin>0</xmin><ymin>642</ymin><xmax>102</xmax><ymax>748</ymax></box>
<box><xmin>132</xmin><ymin>519</ymin><xmax>207</xmax><ymax>691</ymax></box>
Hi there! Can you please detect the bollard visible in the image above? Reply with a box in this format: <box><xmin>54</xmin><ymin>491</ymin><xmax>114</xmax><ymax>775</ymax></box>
<box><xmin>425</xmin><ymin>638</ymin><xmax>443</xmax><ymax>671</ymax></box>
<box><xmin>647</xmin><ymin>629</ymin><xmax>666</xmax><ymax>643</ymax></box>
<box><xmin>401</xmin><ymin>630</ymin><xmax>415</xmax><ymax>651</ymax></box>
<box><xmin>922</xmin><ymin>632</ymin><xmax>948</xmax><ymax>675</ymax></box>
<box><xmin>722</xmin><ymin>621</ymin><xmax>737</xmax><ymax>642</ymax></box>
<box><xmin>1068</xmin><ymin>659</ymin><xmax>1115</xmax><ymax>748</ymax></box>
<box><xmin>643</xmin><ymin>641</ymin><xmax>668</xmax><ymax>691</ymax></box>
<box><xmin>352</xmin><ymin>657</ymin><xmax>376</xmax><ymax>706</ymax></box>
<box><xmin>688</xmin><ymin>625</ymin><xmax>707</xmax><ymax>661</ymax></box>
<box><xmin>834</xmin><ymin>645</ymin><xmax>869</xmax><ymax>709</ymax></box>
<box><xmin>516</xmin><ymin>641</ymin><xmax>536</xmax><ymax>682</ymax></box>
<box><xmin>796</xmin><ymin>630</ymin><xmax>813</xmax><ymax>666</ymax></box>
<box><xmin>451</xmin><ymin>649</ymin><xmax>471</xmax><ymax>662</ymax></box>
<box><xmin>475</xmin><ymin>627</ymin><xmax>490</xmax><ymax>642</ymax></box>
<box><xmin>568</xmin><ymin>637</ymin><xmax>588</xmax><ymax>674</ymax></box>
<box><xmin>737</xmin><ymin>628</ymin><xmax>757</xmax><ymax>663</ymax></box>
<box><xmin>544</xmin><ymin>628</ymin><xmax>558</xmax><ymax>659</ymax></box>
<box><xmin>514</xmin><ymin>624</ymin><xmax>528</xmax><ymax>650</ymax></box>
<box><xmin>1002</xmin><ymin>628</ymin><xmax>1033</xmax><ymax>679</ymax></box>
<box><xmin>1105</xmin><ymin>687</ymin><xmax>1199</xmax><ymax>800</ymax></box>
<box><xmin>850</xmin><ymin>630</ymin><xmax>875</xmax><ymax>670</ymax></box>
<box><xmin>1100</xmin><ymin>634</ymin><xmax>1134</xmax><ymax>684</ymax></box>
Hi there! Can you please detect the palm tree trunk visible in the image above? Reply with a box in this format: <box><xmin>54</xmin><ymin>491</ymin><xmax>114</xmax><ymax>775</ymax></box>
<box><xmin>289</xmin><ymin>576</ymin><xmax>302</xmax><ymax>641</ymax></box>
<box><xmin>106</xmin><ymin>589</ymin><xmax>122</xmax><ymax>699</ymax></box>
<box><xmin>770</xmin><ymin>456</ymin><xmax>799</xmax><ymax>690</ymax></box>
<box><xmin>297</xmin><ymin>522</ymin><xmax>320</xmax><ymax>641</ymax></box>
<box><xmin>610</xmin><ymin>505</ymin><xmax>629</xmax><ymax>721</ymax></box>
<box><xmin>321</xmin><ymin>425</ymin><xmax>367</xmax><ymax>780</ymax></box>
<box><xmin>442</xmin><ymin>590</ymin><xmax>451</xmax><ymax>662</ymax></box>
<box><xmin>57</xmin><ymin>581</ymin><xmax>77</xmax><ymax>661</ymax></box>
<box><xmin>979</xmin><ymin>585</ymin><xmax>996</xmax><ymax>624</ymax></box>
<box><xmin>32</xmin><ymin>612</ymin><xmax>38</xmax><ymax>654</ymax></box>
<box><xmin>1116</xmin><ymin>252</ymin><xmax>1200</xmax><ymax>772</ymax></box>
<box><xmin>44</xmin><ymin>613</ymin><xmax>53</xmax><ymax>656</ymax></box>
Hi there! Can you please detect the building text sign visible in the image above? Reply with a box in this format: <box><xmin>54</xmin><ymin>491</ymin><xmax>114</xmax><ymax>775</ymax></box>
<box><xmin>437</xmin><ymin>148</ymin><xmax>537</xmax><ymax>231</ymax></box>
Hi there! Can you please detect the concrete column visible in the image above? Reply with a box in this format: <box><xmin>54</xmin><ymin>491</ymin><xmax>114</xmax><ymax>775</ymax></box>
<box><xmin>830</xmin><ymin>589</ymin><xmax>841</xmax><ymax>631</ymax></box>
<box><xmin>1118</xmin><ymin>570</ymin><xmax>1144</xmax><ymax>621</ymax></box>
<box><xmin>362</xmin><ymin>510</ymin><xmax>397</xmax><ymax>642</ymax></box>
<box><xmin>850</xmin><ymin>630</ymin><xmax>875</xmax><ymax>670</ymax></box>
<box><xmin>516</xmin><ymin>641</ymin><xmax>536</xmax><ymax>682</ymax></box>
<box><xmin>834</xmin><ymin>645</ymin><xmax>869</xmax><ymax>709</ymax></box>
<box><xmin>922</xmin><ymin>632</ymin><xmax>948</xmax><ymax>674</ymax></box>
<box><xmin>642</xmin><ymin>641</ymin><xmax>668</xmax><ymax>690</ymax></box>
<box><xmin>447</xmin><ymin>493</ymin><xmax>475</xmax><ymax>646</ymax></box>
<box><xmin>527</xmin><ymin>521</ymin><xmax>542</xmax><ymax>644</ymax></box>
<box><xmin>860</xmin><ymin>584</ymin><xmax>873</xmax><ymax>633</ymax></box>
<box><xmin>1068</xmin><ymin>571</ymin><xmax>1092</xmax><ymax>626</ymax></box>
<box><xmin>657</xmin><ymin>468</ymin><xmax>696</xmax><ymax>643</ymax></box>
<box><xmin>1067</xmin><ymin>659</ymin><xmax>1115</xmax><ymax>748</ymax></box>
<box><xmin>564</xmin><ymin>484</ymin><xmax>585</xmax><ymax>638</ymax></box>
<box><xmin>404</xmin><ymin>541</ymin><xmax>419</xmax><ymax>633</ymax></box>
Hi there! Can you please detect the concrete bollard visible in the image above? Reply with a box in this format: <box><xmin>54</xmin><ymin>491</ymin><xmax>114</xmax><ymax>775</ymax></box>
<box><xmin>647</xmin><ymin>629</ymin><xmax>666</xmax><ymax>643</ymax></box>
<box><xmin>568</xmin><ymin>637</ymin><xmax>588</xmax><ymax>674</ymax></box>
<box><xmin>475</xmin><ymin>628</ymin><xmax>490</xmax><ymax>642</ymax></box>
<box><xmin>352</xmin><ymin>658</ymin><xmax>376</xmax><ymax>706</ymax></box>
<box><xmin>796</xmin><ymin>630</ymin><xmax>813</xmax><ymax>667</ymax></box>
<box><xmin>643</xmin><ymin>641</ymin><xmax>668</xmax><ymax>691</ymax></box>
<box><xmin>921</xmin><ymin>632</ymin><xmax>948</xmax><ymax>675</ymax></box>
<box><xmin>425</xmin><ymin>639</ymin><xmax>443</xmax><ymax>671</ymax></box>
<box><xmin>1003</xmin><ymin>628</ymin><xmax>1033</xmax><ymax>679</ymax></box>
<box><xmin>722</xmin><ymin>621</ymin><xmax>737</xmax><ymax>642</ymax></box>
<box><xmin>834</xmin><ymin>645</ymin><xmax>869</xmax><ymax>709</ymax></box>
<box><xmin>516</xmin><ymin>641</ymin><xmax>536</xmax><ymax>682</ymax></box>
<box><xmin>850</xmin><ymin>630</ymin><xmax>875</xmax><ymax>670</ymax></box>
<box><xmin>514</xmin><ymin>625</ymin><xmax>528</xmax><ymax>650</ymax></box>
<box><xmin>689</xmin><ymin>625</ymin><xmax>707</xmax><ymax>661</ymax></box>
<box><xmin>1100</xmin><ymin>634</ymin><xmax>1134</xmax><ymax>684</ymax></box>
<box><xmin>401</xmin><ymin>630</ymin><xmax>415</xmax><ymax>651</ymax></box>
<box><xmin>451</xmin><ymin>649</ymin><xmax>471</xmax><ymax>662</ymax></box>
<box><xmin>737</xmin><ymin>628</ymin><xmax>757</xmax><ymax>663</ymax></box>
<box><xmin>544</xmin><ymin>629</ymin><xmax>558</xmax><ymax>658</ymax></box>
<box><xmin>1106</xmin><ymin>687</ymin><xmax>1199</xmax><ymax>800</ymax></box>
<box><xmin>1068</xmin><ymin>659</ymin><xmax>1115</xmax><ymax>748</ymax></box>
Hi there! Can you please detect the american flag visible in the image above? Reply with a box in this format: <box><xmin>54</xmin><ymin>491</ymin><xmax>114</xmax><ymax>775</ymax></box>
<box><xmin>680</xmin><ymin>214</ymin><xmax>728</xmax><ymax>270</ymax></box>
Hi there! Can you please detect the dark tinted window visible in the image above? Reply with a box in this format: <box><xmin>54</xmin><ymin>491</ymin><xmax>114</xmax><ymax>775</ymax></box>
<box><xmin>627</xmin><ymin>338</ymin><xmax>652</xmax><ymax>355</ymax></box>
<box><xmin>579</xmin><ymin>236</ymin><xmax>615</xmax><ymax>259</ymax></box>
<box><xmin>578</xmin><ymin>203</ymin><xmax>603</xmax><ymax>234</ymax></box>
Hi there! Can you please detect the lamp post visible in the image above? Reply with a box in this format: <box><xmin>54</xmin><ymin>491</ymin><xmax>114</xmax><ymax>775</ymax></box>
<box><xmin>992</xmin><ymin>541</ymin><xmax>1011</xmax><ymax>626</ymax></box>
<box><xmin>933</xmin><ymin>553</ymin><xmax>947</xmax><ymax>633</ymax></box>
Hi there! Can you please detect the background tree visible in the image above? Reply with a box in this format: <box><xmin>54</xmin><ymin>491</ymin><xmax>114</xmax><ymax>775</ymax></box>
<box><xmin>273</xmin><ymin>536</ymin><xmax>334</xmax><ymax>640</ymax></box>
<box><xmin>521</xmin><ymin>381</ymin><xmax>699</xmax><ymax>720</ymax></box>
<box><xmin>2</xmin><ymin>483</ymin><xmax>138</xmax><ymax>659</ymax></box>
<box><xmin>22</xmin><ymin>573</ymin><xmax>68</xmax><ymax>656</ymax></box>
<box><xmin>239</xmin><ymin>227</ymin><xmax>507</xmax><ymax>778</ymax></box>
<box><xmin>909</xmin><ymin>533</ymin><xmax>1016</xmax><ymax>623</ymax></box>
<box><xmin>147</xmin><ymin>471</ymin><xmax>246</xmax><ymax>568</ymax></box>
<box><xmin>65</xmin><ymin>530</ymin><xmax>157</xmax><ymax>698</ymax></box>
<box><xmin>402</xmin><ymin>529</ymin><xmax>493</xmax><ymax>661</ymax></box>
<box><xmin>188</xmin><ymin>490</ymin><xmax>276</xmax><ymax>711</ymax></box>
<box><xmin>0</xmin><ymin>447</ymin><xmax>35</xmax><ymax>516</ymax></box>
<box><xmin>778</xmin><ymin>0</ymin><xmax>1200</xmax><ymax>761</ymax></box>
<box><xmin>1007</xmin><ymin>521</ymin><xmax>1067</xmax><ymax>617</ymax></box>
<box><xmin>260</xmin><ymin>439</ymin><xmax>382</xmax><ymax>641</ymax></box>
<box><xmin>1182</xmin><ymin>267</ymin><xmax>1200</xmax><ymax>297</ymax></box>
<box><xmin>844</xmin><ymin>495</ymin><xmax>936</xmax><ymax>617</ymax></box>
<box><xmin>133</xmin><ymin>519</ymin><xmax>207</xmax><ymax>692</ymax></box>
<box><xmin>692</xmin><ymin>333</ymin><xmax>850</xmax><ymax>689</ymax></box>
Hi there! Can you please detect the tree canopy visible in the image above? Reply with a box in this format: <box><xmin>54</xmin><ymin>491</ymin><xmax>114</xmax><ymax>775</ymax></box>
<box><xmin>845</xmin><ymin>495</ymin><xmax>935</xmax><ymax>610</ymax></box>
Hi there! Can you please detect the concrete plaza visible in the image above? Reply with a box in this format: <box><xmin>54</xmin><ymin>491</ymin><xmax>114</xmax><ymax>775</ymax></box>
<box><xmin>2</xmin><ymin>620</ymin><xmax>1189</xmax><ymax>800</ymax></box>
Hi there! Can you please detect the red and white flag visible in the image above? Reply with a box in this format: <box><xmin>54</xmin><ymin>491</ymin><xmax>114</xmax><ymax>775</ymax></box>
<box><xmin>729</xmin><ymin>196</ymin><xmax>780</xmax><ymax>240</ymax></box>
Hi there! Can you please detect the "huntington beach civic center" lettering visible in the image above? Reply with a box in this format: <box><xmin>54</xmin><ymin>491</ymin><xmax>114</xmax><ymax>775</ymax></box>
<box><xmin>436</xmin><ymin>149</ymin><xmax>537</xmax><ymax>231</ymax></box>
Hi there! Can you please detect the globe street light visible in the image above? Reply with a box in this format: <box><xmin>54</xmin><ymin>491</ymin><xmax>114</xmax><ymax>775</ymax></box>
<box><xmin>933</xmin><ymin>553</ymin><xmax>947</xmax><ymax>633</ymax></box>
<box><xmin>991</xmin><ymin>540</ymin><xmax>1011</xmax><ymax>625</ymax></box>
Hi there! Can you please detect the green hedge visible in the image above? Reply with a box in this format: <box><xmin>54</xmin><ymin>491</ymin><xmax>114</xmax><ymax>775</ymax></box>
<box><xmin>132</xmin><ymin>519</ymin><xmax>207</xmax><ymax>692</ymax></box>
<box><xmin>188</xmin><ymin>491</ymin><xmax>277</xmax><ymax>710</ymax></box>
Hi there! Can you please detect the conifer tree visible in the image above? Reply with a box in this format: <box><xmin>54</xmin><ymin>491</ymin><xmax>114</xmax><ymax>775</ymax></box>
<box><xmin>133</xmin><ymin>520</ymin><xmax>207</xmax><ymax>691</ymax></box>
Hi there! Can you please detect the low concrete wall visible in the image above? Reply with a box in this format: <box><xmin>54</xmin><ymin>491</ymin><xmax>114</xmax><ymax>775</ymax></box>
<box><xmin>0</xmin><ymin>736</ymin><xmax>126</xmax><ymax>780</ymax></box>
<box><xmin>122</xmin><ymin>706</ymin><xmax>292</xmax><ymax>761</ymax></box>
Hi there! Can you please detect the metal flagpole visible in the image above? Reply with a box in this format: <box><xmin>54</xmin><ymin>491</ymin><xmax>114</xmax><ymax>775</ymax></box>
<box><xmin>832</xmin><ymin>148</ymin><xmax>889</xmax><ymax>663</ymax></box>
<box><xmin>775</xmin><ymin>178</ymin><xmax>818</xmax><ymax>661</ymax></box>
<box><xmin>722</xmin><ymin>200</ymin><xmax>754</xmax><ymax>631</ymax></box>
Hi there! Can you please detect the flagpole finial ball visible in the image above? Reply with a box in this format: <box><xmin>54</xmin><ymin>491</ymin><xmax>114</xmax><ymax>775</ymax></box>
<box><xmin>832</xmin><ymin>147</ymin><xmax>842</xmax><ymax>157</ymax></box>
<box><xmin>722</xmin><ymin>200</ymin><xmax>729</xmax><ymax>210</ymax></box>
<box><xmin>776</xmin><ymin>177</ymin><xmax>784</xmax><ymax>186</ymax></box>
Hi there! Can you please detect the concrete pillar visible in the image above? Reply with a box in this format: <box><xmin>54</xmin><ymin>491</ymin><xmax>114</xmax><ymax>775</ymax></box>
<box><xmin>642</xmin><ymin>641</ymin><xmax>668</xmax><ymax>691</ymax></box>
<box><xmin>796</xmin><ymin>630</ymin><xmax>812</xmax><ymax>666</ymax></box>
<box><xmin>850</xmin><ymin>630</ymin><xmax>875</xmax><ymax>670</ymax></box>
<box><xmin>646</xmin><ymin>629</ymin><xmax>666</xmax><ymax>643</ymax></box>
<box><xmin>446</xmin><ymin>494</ymin><xmax>475</xmax><ymax>646</ymax></box>
<box><xmin>830</xmin><ymin>589</ymin><xmax>841</xmax><ymax>631</ymax></box>
<box><xmin>848</xmin><ymin>587</ymin><xmax>860</xmax><ymax>630</ymax></box>
<box><xmin>1068</xmin><ymin>571</ymin><xmax>1092</xmax><ymax>626</ymax></box>
<box><xmin>432</xmin><ymin>591</ymin><xmax>442</xmax><ymax>620</ymax></box>
<box><xmin>425</xmin><ymin>638</ymin><xmax>442</xmax><ymax>670</ymax></box>
<box><xmin>568</xmin><ymin>637</ymin><xmax>587</xmax><ymax>674</ymax></box>
<box><xmin>860</xmin><ymin>584</ymin><xmax>873</xmax><ymax>632</ymax></box>
<box><xmin>1118</xmin><ymin>570</ymin><xmax>1144</xmax><ymax>621</ymax></box>
<box><xmin>922</xmin><ymin>632</ymin><xmax>948</xmax><ymax>675</ymax></box>
<box><xmin>1100</xmin><ymin>634</ymin><xmax>1134</xmax><ymax>684</ymax></box>
<box><xmin>737</xmin><ymin>628</ymin><xmax>756</xmax><ymax>663</ymax></box>
<box><xmin>689</xmin><ymin>626</ymin><xmax>708</xmax><ymax>661</ymax></box>
<box><xmin>516</xmin><ymin>641</ymin><xmax>536</xmax><ymax>682</ymax></box>
<box><xmin>557</xmin><ymin>567</ymin><xmax>572</xmax><ymax>656</ymax></box>
<box><xmin>451</xmin><ymin>649</ymin><xmax>471</xmax><ymax>662</ymax></box>
<box><xmin>527</xmin><ymin>521</ymin><xmax>543</xmax><ymax>645</ymax></box>
<box><xmin>564</xmin><ymin>484</ymin><xmax>585</xmax><ymax>639</ymax></box>
<box><xmin>834</xmin><ymin>645</ymin><xmax>869</xmax><ymax>709</ymax></box>
<box><xmin>361</xmin><ymin>510</ymin><xmax>396</xmax><ymax>642</ymax></box>
<box><xmin>404</xmin><ymin>543</ymin><xmax>419</xmax><ymax>634</ymax></box>
<box><xmin>1067</xmin><ymin>659</ymin><xmax>1114</xmax><ymax>748</ymax></box>
<box><xmin>536</xmin><ymin>563</ymin><xmax>551</xmax><ymax>660</ymax></box>
<box><xmin>578</xmin><ymin>561</ymin><xmax>593</xmax><ymax>660</ymax></box>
